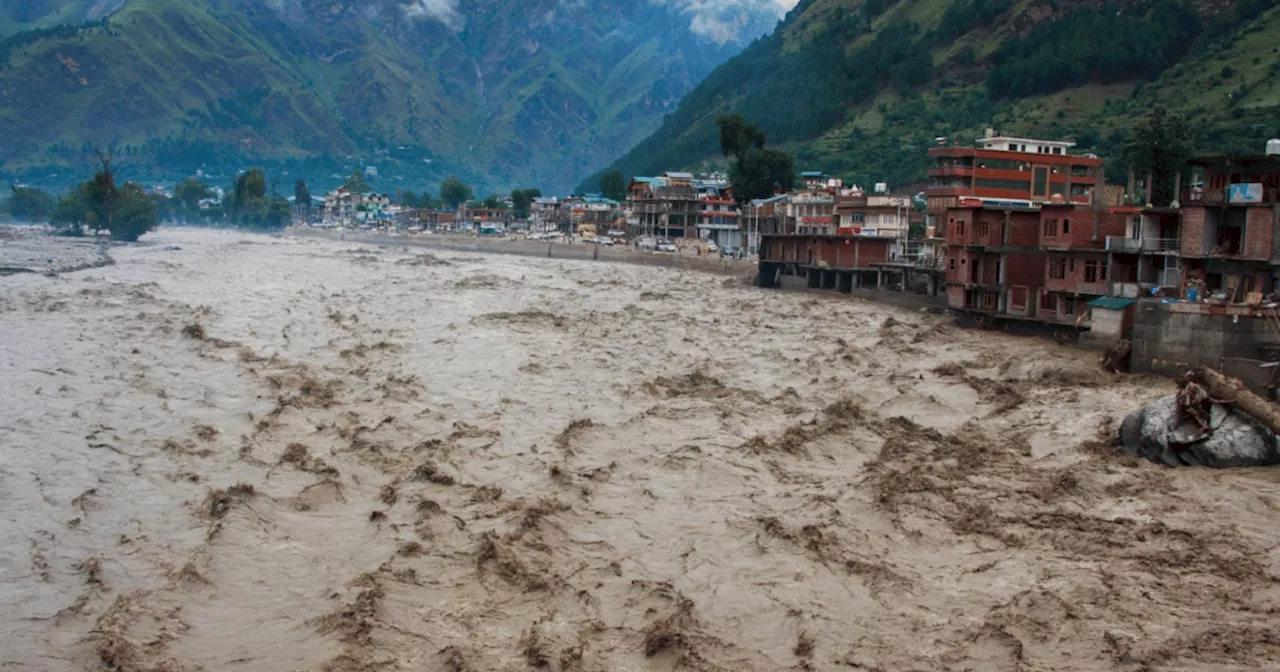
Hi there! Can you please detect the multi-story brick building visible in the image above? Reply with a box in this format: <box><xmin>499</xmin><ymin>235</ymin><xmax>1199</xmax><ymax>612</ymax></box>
<box><xmin>927</xmin><ymin>131</ymin><xmax>1105</xmax><ymax>232</ymax></box>
<box><xmin>789</xmin><ymin>191</ymin><xmax>836</xmax><ymax>235</ymax></box>
<box><xmin>1036</xmin><ymin>204</ymin><xmax>1132</xmax><ymax>323</ymax></box>
<box><xmin>943</xmin><ymin>202</ymin><xmax>1043</xmax><ymax>317</ymax></box>
<box><xmin>934</xmin><ymin>132</ymin><xmax>1123</xmax><ymax>324</ymax></box>
<box><xmin>627</xmin><ymin>172</ymin><xmax>699</xmax><ymax>240</ymax></box>
<box><xmin>835</xmin><ymin>191</ymin><xmax>913</xmax><ymax>238</ymax></box>
<box><xmin>694</xmin><ymin>195</ymin><xmax>743</xmax><ymax>248</ymax></box>
<box><xmin>1178</xmin><ymin>153</ymin><xmax>1280</xmax><ymax>299</ymax></box>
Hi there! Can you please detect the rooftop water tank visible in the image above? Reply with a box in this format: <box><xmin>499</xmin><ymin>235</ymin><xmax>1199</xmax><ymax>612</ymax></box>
<box><xmin>1267</xmin><ymin>139</ymin><xmax>1280</xmax><ymax>156</ymax></box>
<box><xmin>874</xmin><ymin>182</ymin><xmax>888</xmax><ymax>194</ymax></box>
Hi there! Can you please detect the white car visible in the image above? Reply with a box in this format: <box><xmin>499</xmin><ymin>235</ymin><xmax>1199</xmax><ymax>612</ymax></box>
<box><xmin>599</xmin><ymin>237</ymin><xmax>615</xmax><ymax>246</ymax></box>
<box><xmin>705</xmin><ymin>241</ymin><xmax>718</xmax><ymax>253</ymax></box>
<box><xmin>657</xmin><ymin>240</ymin><xmax>677</xmax><ymax>253</ymax></box>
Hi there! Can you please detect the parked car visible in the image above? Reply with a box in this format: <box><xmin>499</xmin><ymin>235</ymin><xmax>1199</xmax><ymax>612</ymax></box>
<box><xmin>657</xmin><ymin>240</ymin><xmax>677</xmax><ymax>253</ymax></box>
<box><xmin>705</xmin><ymin>241</ymin><xmax>718</xmax><ymax>253</ymax></box>
<box><xmin>598</xmin><ymin>237</ymin><xmax>615</xmax><ymax>246</ymax></box>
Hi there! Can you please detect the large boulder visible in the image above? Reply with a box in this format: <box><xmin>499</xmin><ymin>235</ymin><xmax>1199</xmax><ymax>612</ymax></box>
<box><xmin>1119</xmin><ymin>395</ymin><xmax>1280</xmax><ymax>468</ymax></box>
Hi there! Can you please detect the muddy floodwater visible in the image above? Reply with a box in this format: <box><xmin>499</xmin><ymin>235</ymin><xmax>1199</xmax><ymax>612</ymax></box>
<box><xmin>4</xmin><ymin>228</ymin><xmax>1280</xmax><ymax>671</ymax></box>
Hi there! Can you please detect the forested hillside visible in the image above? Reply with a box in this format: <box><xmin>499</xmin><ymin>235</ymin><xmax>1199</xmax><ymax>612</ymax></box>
<box><xmin>584</xmin><ymin>0</ymin><xmax>1280</xmax><ymax>192</ymax></box>
<box><xmin>0</xmin><ymin>0</ymin><xmax>784</xmax><ymax>194</ymax></box>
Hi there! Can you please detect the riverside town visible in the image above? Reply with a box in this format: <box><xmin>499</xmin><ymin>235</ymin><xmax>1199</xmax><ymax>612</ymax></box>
<box><xmin>303</xmin><ymin>130</ymin><xmax>1280</xmax><ymax>394</ymax></box>
<box><xmin>7</xmin><ymin>2</ymin><xmax>1280</xmax><ymax>669</ymax></box>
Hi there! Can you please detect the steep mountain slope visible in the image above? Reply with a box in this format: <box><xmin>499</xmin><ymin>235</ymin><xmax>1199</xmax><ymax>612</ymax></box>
<box><xmin>0</xmin><ymin>0</ymin><xmax>785</xmax><ymax>193</ymax></box>
<box><xmin>585</xmin><ymin>0</ymin><xmax>1280</xmax><ymax>192</ymax></box>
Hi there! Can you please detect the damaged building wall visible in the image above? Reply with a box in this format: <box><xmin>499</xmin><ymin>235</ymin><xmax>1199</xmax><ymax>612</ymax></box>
<box><xmin>1130</xmin><ymin>302</ymin><xmax>1280</xmax><ymax>392</ymax></box>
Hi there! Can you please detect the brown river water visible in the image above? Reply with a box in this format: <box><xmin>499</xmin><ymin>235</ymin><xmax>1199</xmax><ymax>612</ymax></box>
<box><xmin>2</xmin><ymin>228</ymin><xmax>1279</xmax><ymax>671</ymax></box>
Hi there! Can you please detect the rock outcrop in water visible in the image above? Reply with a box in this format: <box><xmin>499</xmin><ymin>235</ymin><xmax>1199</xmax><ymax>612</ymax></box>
<box><xmin>1120</xmin><ymin>395</ymin><xmax>1280</xmax><ymax>468</ymax></box>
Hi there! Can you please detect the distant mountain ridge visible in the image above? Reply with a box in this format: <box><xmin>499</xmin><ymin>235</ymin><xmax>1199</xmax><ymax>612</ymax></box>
<box><xmin>0</xmin><ymin>0</ymin><xmax>785</xmax><ymax>193</ymax></box>
<box><xmin>584</xmin><ymin>0</ymin><xmax>1280</xmax><ymax>193</ymax></box>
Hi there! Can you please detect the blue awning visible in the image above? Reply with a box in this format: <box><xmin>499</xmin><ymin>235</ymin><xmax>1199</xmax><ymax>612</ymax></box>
<box><xmin>1087</xmin><ymin>297</ymin><xmax>1136</xmax><ymax>310</ymax></box>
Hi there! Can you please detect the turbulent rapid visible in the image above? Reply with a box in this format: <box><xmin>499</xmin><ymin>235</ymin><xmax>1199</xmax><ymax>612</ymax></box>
<box><xmin>2</xmin><ymin>229</ymin><xmax>1278</xmax><ymax>671</ymax></box>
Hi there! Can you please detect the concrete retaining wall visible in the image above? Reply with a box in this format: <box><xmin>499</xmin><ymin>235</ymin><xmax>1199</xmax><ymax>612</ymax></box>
<box><xmin>1131</xmin><ymin>301</ymin><xmax>1280</xmax><ymax>392</ymax></box>
<box><xmin>290</xmin><ymin>228</ymin><xmax>758</xmax><ymax>278</ymax></box>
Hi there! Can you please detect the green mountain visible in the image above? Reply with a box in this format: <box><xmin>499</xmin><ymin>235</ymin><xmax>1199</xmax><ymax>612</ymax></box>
<box><xmin>0</xmin><ymin>0</ymin><xmax>785</xmax><ymax>194</ymax></box>
<box><xmin>583</xmin><ymin>0</ymin><xmax>1280</xmax><ymax>193</ymax></box>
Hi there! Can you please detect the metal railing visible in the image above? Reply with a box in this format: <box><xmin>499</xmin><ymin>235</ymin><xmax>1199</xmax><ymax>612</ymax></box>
<box><xmin>1105</xmin><ymin>236</ymin><xmax>1180</xmax><ymax>252</ymax></box>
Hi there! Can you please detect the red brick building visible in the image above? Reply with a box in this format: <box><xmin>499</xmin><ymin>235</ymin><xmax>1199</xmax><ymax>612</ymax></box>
<box><xmin>927</xmin><ymin>132</ymin><xmax>1105</xmax><ymax>227</ymax></box>
<box><xmin>757</xmin><ymin>234</ymin><xmax>898</xmax><ymax>291</ymax></box>
<box><xmin>1178</xmin><ymin>154</ymin><xmax>1280</xmax><ymax>299</ymax></box>
<box><xmin>1037</xmin><ymin>205</ymin><xmax>1130</xmax><ymax>323</ymax></box>
<box><xmin>943</xmin><ymin>203</ymin><xmax>1043</xmax><ymax>316</ymax></box>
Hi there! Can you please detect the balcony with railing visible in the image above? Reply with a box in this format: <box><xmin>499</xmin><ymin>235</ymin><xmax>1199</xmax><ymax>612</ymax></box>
<box><xmin>1105</xmin><ymin>236</ymin><xmax>1180</xmax><ymax>253</ymax></box>
<box><xmin>1187</xmin><ymin>188</ymin><xmax>1225</xmax><ymax>206</ymax></box>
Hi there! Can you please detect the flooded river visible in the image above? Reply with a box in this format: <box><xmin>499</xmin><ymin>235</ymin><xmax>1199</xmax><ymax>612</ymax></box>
<box><xmin>2</xmin><ymin>228</ymin><xmax>1278</xmax><ymax>671</ymax></box>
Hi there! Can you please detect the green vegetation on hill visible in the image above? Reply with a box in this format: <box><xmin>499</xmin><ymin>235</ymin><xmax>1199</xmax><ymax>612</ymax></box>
<box><xmin>584</xmin><ymin>0</ymin><xmax>1280</xmax><ymax>193</ymax></box>
<box><xmin>0</xmin><ymin>0</ymin><xmax>783</xmax><ymax>195</ymax></box>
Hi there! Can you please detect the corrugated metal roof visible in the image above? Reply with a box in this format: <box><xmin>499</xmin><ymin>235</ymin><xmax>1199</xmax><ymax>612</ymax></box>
<box><xmin>1087</xmin><ymin>297</ymin><xmax>1136</xmax><ymax>310</ymax></box>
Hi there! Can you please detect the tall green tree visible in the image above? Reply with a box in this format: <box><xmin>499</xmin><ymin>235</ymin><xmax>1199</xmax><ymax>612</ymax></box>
<box><xmin>717</xmin><ymin>114</ymin><xmax>766</xmax><ymax>170</ymax></box>
<box><xmin>50</xmin><ymin>150</ymin><xmax>157</xmax><ymax>241</ymax></box>
<box><xmin>234</xmin><ymin>168</ymin><xmax>267</xmax><ymax>211</ymax></box>
<box><xmin>7</xmin><ymin>186</ymin><xmax>54</xmax><ymax>221</ymax></box>
<box><xmin>482</xmin><ymin>193</ymin><xmax>506</xmax><ymax>209</ymax></box>
<box><xmin>1124</xmin><ymin>107</ymin><xmax>1192</xmax><ymax>206</ymax></box>
<box><xmin>175</xmin><ymin>178</ymin><xmax>211</xmax><ymax>220</ymax></box>
<box><xmin>599</xmin><ymin>171</ymin><xmax>626</xmax><ymax>201</ymax></box>
<box><xmin>343</xmin><ymin>169</ymin><xmax>371</xmax><ymax>194</ymax></box>
<box><xmin>714</xmin><ymin>115</ymin><xmax>794</xmax><ymax>203</ymax></box>
<box><xmin>440</xmin><ymin>176</ymin><xmax>473</xmax><ymax>209</ymax></box>
<box><xmin>399</xmin><ymin>190</ymin><xmax>420</xmax><ymax>208</ymax></box>
<box><xmin>511</xmin><ymin>188</ymin><xmax>541</xmax><ymax>219</ymax></box>
<box><xmin>114</xmin><ymin>183</ymin><xmax>160</xmax><ymax>242</ymax></box>
<box><xmin>732</xmin><ymin>149</ymin><xmax>796</xmax><ymax>203</ymax></box>
<box><xmin>50</xmin><ymin>185</ymin><xmax>90</xmax><ymax>236</ymax></box>
<box><xmin>294</xmin><ymin>179</ymin><xmax>311</xmax><ymax>213</ymax></box>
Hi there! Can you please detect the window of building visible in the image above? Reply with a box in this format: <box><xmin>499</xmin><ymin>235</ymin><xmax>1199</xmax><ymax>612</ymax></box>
<box><xmin>1042</xmin><ymin>291</ymin><xmax>1058</xmax><ymax>312</ymax></box>
<box><xmin>1062</xmin><ymin>218</ymin><xmax>1070</xmax><ymax>235</ymax></box>
<box><xmin>1043</xmin><ymin>218</ymin><xmax>1058</xmax><ymax>237</ymax></box>
<box><xmin>977</xmin><ymin>220</ymin><xmax>990</xmax><ymax>239</ymax></box>
<box><xmin>1049</xmin><ymin>257</ymin><xmax>1067</xmax><ymax>280</ymax></box>
<box><xmin>1084</xmin><ymin>259</ymin><xmax>1098</xmax><ymax>283</ymax></box>
<box><xmin>853</xmin><ymin>213</ymin><xmax>865</xmax><ymax>224</ymax></box>
<box><xmin>976</xmin><ymin>178</ymin><xmax>1033</xmax><ymax>191</ymax></box>
<box><xmin>950</xmin><ymin>258</ymin><xmax>956</xmax><ymax>270</ymax></box>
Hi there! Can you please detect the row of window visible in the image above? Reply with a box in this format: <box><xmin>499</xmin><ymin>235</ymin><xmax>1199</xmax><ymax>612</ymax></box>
<box><xmin>1047</xmin><ymin>256</ymin><xmax>1108</xmax><ymax>282</ymax></box>
<box><xmin>1043</xmin><ymin>218</ymin><xmax>1072</xmax><ymax>238</ymax></box>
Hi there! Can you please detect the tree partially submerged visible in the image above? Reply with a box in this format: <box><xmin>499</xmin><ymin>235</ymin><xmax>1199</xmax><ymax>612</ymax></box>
<box><xmin>50</xmin><ymin>148</ymin><xmax>157</xmax><ymax>241</ymax></box>
<box><xmin>226</xmin><ymin>167</ymin><xmax>291</xmax><ymax>229</ymax></box>
<box><xmin>7</xmin><ymin>186</ymin><xmax>54</xmax><ymax>221</ymax></box>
